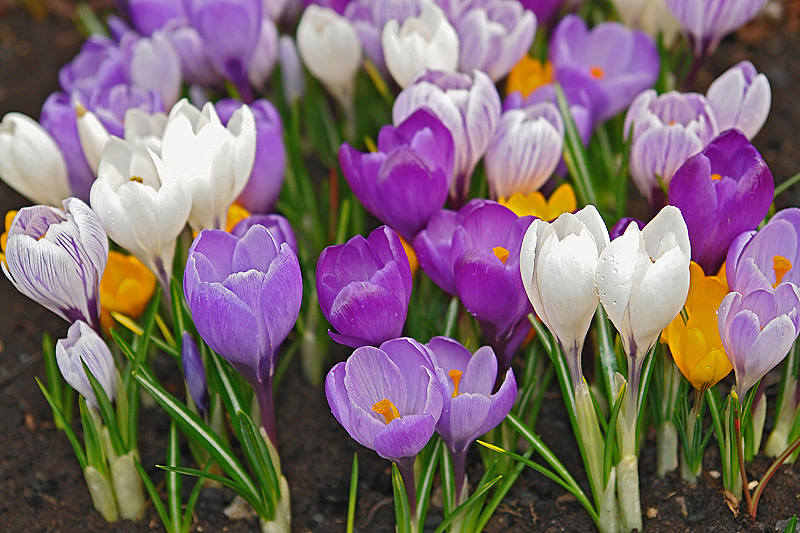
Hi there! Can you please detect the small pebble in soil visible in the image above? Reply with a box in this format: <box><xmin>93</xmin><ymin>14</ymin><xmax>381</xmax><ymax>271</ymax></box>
<box><xmin>775</xmin><ymin>518</ymin><xmax>800</xmax><ymax>532</ymax></box>
<box><xmin>646</xmin><ymin>507</ymin><xmax>658</xmax><ymax>519</ymax></box>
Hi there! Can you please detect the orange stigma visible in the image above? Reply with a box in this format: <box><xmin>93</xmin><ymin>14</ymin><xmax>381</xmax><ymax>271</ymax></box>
<box><xmin>589</xmin><ymin>66</ymin><xmax>605</xmax><ymax>79</ymax></box>
<box><xmin>372</xmin><ymin>399</ymin><xmax>400</xmax><ymax>424</ymax></box>
<box><xmin>449</xmin><ymin>369</ymin><xmax>463</xmax><ymax>398</ymax></box>
<box><xmin>773</xmin><ymin>255</ymin><xmax>792</xmax><ymax>287</ymax></box>
<box><xmin>493</xmin><ymin>246</ymin><xmax>510</xmax><ymax>264</ymax></box>
<box><xmin>711</xmin><ymin>173</ymin><xmax>722</xmax><ymax>181</ymax></box>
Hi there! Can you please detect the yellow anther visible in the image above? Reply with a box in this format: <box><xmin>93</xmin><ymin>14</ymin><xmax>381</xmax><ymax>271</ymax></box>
<box><xmin>449</xmin><ymin>369</ymin><xmax>463</xmax><ymax>398</ymax></box>
<box><xmin>372</xmin><ymin>399</ymin><xmax>401</xmax><ymax>424</ymax></box>
<box><xmin>493</xmin><ymin>246</ymin><xmax>510</xmax><ymax>264</ymax></box>
<box><xmin>773</xmin><ymin>255</ymin><xmax>792</xmax><ymax>287</ymax></box>
<box><xmin>711</xmin><ymin>173</ymin><xmax>722</xmax><ymax>181</ymax></box>
<box><xmin>129</xmin><ymin>176</ymin><xmax>143</xmax><ymax>183</ymax></box>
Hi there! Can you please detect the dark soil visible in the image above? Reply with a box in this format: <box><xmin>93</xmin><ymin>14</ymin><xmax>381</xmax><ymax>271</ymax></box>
<box><xmin>1</xmin><ymin>2</ymin><xmax>799</xmax><ymax>532</ymax></box>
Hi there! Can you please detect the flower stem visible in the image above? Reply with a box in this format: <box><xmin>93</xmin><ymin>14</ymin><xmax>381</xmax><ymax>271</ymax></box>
<box><xmin>451</xmin><ymin>451</ymin><xmax>467</xmax><ymax>506</ymax></box>
<box><xmin>733</xmin><ymin>403</ymin><xmax>754</xmax><ymax>513</ymax></box>
<box><xmin>252</xmin><ymin>379</ymin><xmax>278</xmax><ymax>448</ymax></box>
<box><xmin>396</xmin><ymin>457</ymin><xmax>418</xmax><ymax>520</ymax></box>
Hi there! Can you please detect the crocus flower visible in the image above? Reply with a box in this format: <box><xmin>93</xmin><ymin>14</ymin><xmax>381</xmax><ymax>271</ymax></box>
<box><xmin>485</xmin><ymin>102</ymin><xmax>564</xmax><ymax>199</ymax></box>
<box><xmin>611</xmin><ymin>0</ymin><xmax>680</xmax><ymax>46</ymax></box>
<box><xmin>297</xmin><ymin>6</ymin><xmax>362</xmax><ymax>106</ymax></box>
<box><xmin>718</xmin><ymin>283</ymin><xmax>800</xmax><ymax>399</ymax></box>
<box><xmin>230</xmin><ymin>214</ymin><xmax>298</xmax><ymax>255</ymax></box>
<box><xmin>518</xmin><ymin>0</ymin><xmax>563</xmax><ymax>24</ymax></box>
<box><xmin>726</xmin><ymin>208</ymin><xmax>800</xmax><ymax>295</ymax></box>
<box><xmin>521</xmin><ymin>205</ymin><xmax>610</xmax><ymax>384</ymax></box>
<box><xmin>247</xmin><ymin>19</ymin><xmax>279</xmax><ymax>91</ymax></box>
<box><xmin>91</xmin><ymin>136</ymin><xmax>191</xmax><ymax>294</ymax></box>
<box><xmin>127</xmin><ymin>0</ymin><xmax>186</xmax><ymax>36</ymax></box>
<box><xmin>58</xmin><ymin>35</ymin><xmax>124</xmax><ymax>97</ymax></box>
<box><xmin>0</xmin><ymin>112</ymin><xmax>71</xmax><ymax>206</ymax></box>
<box><xmin>181</xmin><ymin>331</ymin><xmax>209</xmax><ymax>412</ymax></box>
<box><xmin>99</xmin><ymin>251</ymin><xmax>157</xmax><ymax>334</ymax></box>
<box><xmin>393</xmin><ymin>69</ymin><xmax>501</xmax><ymax>206</ymax></box>
<box><xmin>609</xmin><ymin>216</ymin><xmax>644</xmax><ymax>240</ymax></box>
<box><xmin>665</xmin><ymin>0</ymin><xmax>768</xmax><ymax>58</ymax></box>
<box><xmin>316</xmin><ymin>226</ymin><xmax>413</xmax><ymax>348</ymax></box>
<box><xmin>305</xmin><ymin>0</ymin><xmax>353</xmax><ymax>13</ymax></box>
<box><xmin>338</xmin><ymin>108</ymin><xmax>455</xmax><ymax>240</ymax></box>
<box><xmin>160</xmin><ymin>99</ymin><xmax>256</xmax><ymax>232</ymax></box>
<box><xmin>706</xmin><ymin>60</ymin><xmax>771</xmax><ymax>141</ymax></box>
<box><xmin>450</xmin><ymin>0</ymin><xmax>536</xmax><ymax>82</ymax></box>
<box><xmin>82</xmin><ymin>84</ymin><xmax>166</xmax><ymax>140</ymax></box>
<box><xmin>56</xmin><ymin>320</ymin><xmax>117</xmax><ymax>409</ymax></box>
<box><xmin>167</xmin><ymin>23</ymin><xmax>222</xmax><ymax>87</ymax></box>
<box><xmin>119</xmin><ymin>30</ymin><xmax>183</xmax><ymax>109</ymax></box>
<box><xmin>184</xmin><ymin>224</ymin><xmax>302</xmax><ymax>443</ymax></box>
<box><xmin>2</xmin><ymin>199</ymin><xmax>108</xmax><ymax>332</ymax></box>
<box><xmin>549</xmin><ymin>15</ymin><xmax>660</xmax><ymax>122</ymax></box>
<box><xmin>412</xmin><ymin>208</ymin><xmax>464</xmax><ymax>295</ymax></box>
<box><xmin>505</xmin><ymin>57</ymin><xmax>554</xmax><ymax>99</ymax></box>
<box><xmin>668</xmin><ymin>129</ymin><xmax>773</xmax><ymax>274</ymax></box>
<box><xmin>278</xmin><ymin>35</ymin><xmax>306</xmax><ymax>104</ymax></box>
<box><xmin>344</xmin><ymin>0</ymin><xmax>424</xmax><ymax>73</ymax></box>
<box><xmin>625</xmin><ymin>89</ymin><xmax>718</xmax><ymax>203</ymax></box>
<box><xmin>664</xmin><ymin>262</ymin><xmax>731</xmax><ymax>391</ymax></box>
<box><xmin>498</xmin><ymin>183</ymin><xmax>577</xmax><ymax>220</ymax></box>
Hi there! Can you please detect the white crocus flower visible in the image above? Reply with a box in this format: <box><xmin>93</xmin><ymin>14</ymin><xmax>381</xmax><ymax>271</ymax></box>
<box><xmin>706</xmin><ymin>60</ymin><xmax>771</xmax><ymax>140</ymax></box>
<box><xmin>296</xmin><ymin>6</ymin><xmax>362</xmax><ymax>106</ymax></box>
<box><xmin>160</xmin><ymin>99</ymin><xmax>256</xmax><ymax>233</ymax></box>
<box><xmin>0</xmin><ymin>113</ymin><xmax>71</xmax><ymax>206</ymax></box>
<box><xmin>91</xmin><ymin>137</ymin><xmax>191</xmax><ymax>293</ymax></box>
<box><xmin>382</xmin><ymin>1</ymin><xmax>460</xmax><ymax>88</ymax></box>
<box><xmin>612</xmin><ymin>0</ymin><xmax>680</xmax><ymax>45</ymax></box>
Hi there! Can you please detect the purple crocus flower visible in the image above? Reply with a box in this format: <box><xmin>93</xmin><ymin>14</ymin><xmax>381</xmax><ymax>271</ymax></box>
<box><xmin>427</xmin><ymin>336</ymin><xmax>516</xmax><ymax>500</ymax></box>
<box><xmin>230</xmin><ymin>214</ymin><xmax>298</xmax><ymax>255</ymax></box>
<box><xmin>316</xmin><ymin>226</ymin><xmax>413</xmax><ymax>348</ymax></box>
<box><xmin>518</xmin><ymin>0</ymin><xmax>564</xmax><ymax>24</ymax></box>
<box><xmin>216</xmin><ymin>98</ymin><xmax>286</xmax><ymax>214</ymax></box>
<box><xmin>669</xmin><ymin>129</ymin><xmax>773</xmax><ymax>274</ymax></box>
<box><xmin>305</xmin><ymin>0</ymin><xmax>354</xmax><ymax>14</ymax></box>
<box><xmin>247</xmin><ymin>19</ymin><xmax>279</xmax><ymax>91</ymax></box>
<box><xmin>451</xmin><ymin>200</ymin><xmax>535</xmax><ymax>372</ymax></box>
<box><xmin>609</xmin><ymin>216</ymin><xmax>644</xmax><ymax>240</ymax></box>
<box><xmin>184</xmin><ymin>224</ymin><xmax>302</xmax><ymax>444</ymax></box>
<box><xmin>325</xmin><ymin>337</ymin><xmax>444</xmax><ymax>511</ymax></box>
<box><xmin>625</xmin><ymin>89</ymin><xmax>718</xmax><ymax>204</ymax></box>
<box><xmin>718</xmin><ymin>283</ymin><xmax>800</xmax><ymax>399</ymax></box>
<box><xmin>706</xmin><ymin>60</ymin><xmax>771</xmax><ymax>141</ymax></box>
<box><xmin>393</xmin><ymin>69</ymin><xmax>502</xmax><ymax>206</ymax></box>
<box><xmin>84</xmin><ymin>83</ymin><xmax>165</xmax><ymax>139</ymax></box>
<box><xmin>278</xmin><ymin>35</ymin><xmax>305</xmax><ymax>104</ymax></box>
<box><xmin>181</xmin><ymin>331</ymin><xmax>209</xmax><ymax>412</ymax></box>
<box><xmin>118</xmin><ymin>30</ymin><xmax>183</xmax><ymax>108</ymax></box>
<box><xmin>56</xmin><ymin>320</ymin><xmax>117</xmax><ymax>409</ymax></box>
<box><xmin>549</xmin><ymin>14</ymin><xmax>660</xmax><ymax>123</ymax></box>
<box><xmin>2</xmin><ymin>198</ymin><xmax>108</xmax><ymax>333</ymax></box>
<box><xmin>127</xmin><ymin>0</ymin><xmax>187</xmax><ymax>36</ymax></box>
<box><xmin>344</xmin><ymin>0</ymin><xmax>423</xmax><ymax>73</ymax></box>
<box><xmin>166</xmin><ymin>22</ymin><xmax>222</xmax><ymax>86</ymax></box>
<box><xmin>58</xmin><ymin>35</ymin><xmax>125</xmax><ymax>97</ymax></box>
<box><xmin>665</xmin><ymin>0</ymin><xmax>768</xmax><ymax>58</ymax></box>
<box><xmin>726</xmin><ymin>208</ymin><xmax>800</xmax><ymax>295</ymax></box>
<box><xmin>339</xmin><ymin>108</ymin><xmax>455</xmax><ymax>240</ymax></box>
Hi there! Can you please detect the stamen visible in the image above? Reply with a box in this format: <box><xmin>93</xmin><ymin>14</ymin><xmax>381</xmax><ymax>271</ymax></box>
<box><xmin>589</xmin><ymin>66</ymin><xmax>604</xmax><ymax>79</ymax></box>
<box><xmin>493</xmin><ymin>246</ymin><xmax>510</xmax><ymax>264</ymax></box>
<box><xmin>773</xmin><ymin>255</ymin><xmax>792</xmax><ymax>287</ymax></box>
<box><xmin>372</xmin><ymin>399</ymin><xmax>400</xmax><ymax>424</ymax></box>
<box><xmin>711</xmin><ymin>173</ymin><xmax>722</xmax><ymax>181</ymax></box>
<box><xmin>129</xmin><ymin>176</ymin><xmax>144</xmax><ymax>183</ymax></box>
<box><xmin>449</xmin><ymin>369</ymin><xmax>463</xmax><ymax>398</ymax></box>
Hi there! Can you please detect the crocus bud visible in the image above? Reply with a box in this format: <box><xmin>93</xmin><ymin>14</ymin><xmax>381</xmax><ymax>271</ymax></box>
<box><xmin>0</xmin><ymin>112</ymin><xmax>71</xmax><ymax>206</ymax></box>
<box><xmin>278</xmin><ymin>35</ymin><xmax>306</xmax><ymax>104</ymax></box>
<box><xmin>3</xmin><ymin>199</ymin><xmax>108</xmax><ymax>331</ymax></box>
<box><xmin>706</xmin><ymin>60</ymin><xmax>771</xmax><ymax>140</ymax></box>
<box><xmin>611</xmin><ymin>0</ymin><xmax>680</xmax><ymax>46</ymax></box>
<box><xmin>247</xmin><ymin>18</ymin><xmax>279</xmax><ymax>91</ymax></box>
<box><xmin>167</xmin><ymin>24</ymin><xmax>222</xmax><ymax>87</ymax></box>
<box><xmin>669</xmin><ymin>129</ymin><xmax>773</xmax><ymax>275</ymax></box>
<box><xmin>56</xmin><ymin>320</ymin><xmax>117</xmax><ymax>409</ymax></box>
<box><xmin>181</xmin><ymin>331</ymin><xmax>209</xmax><ymax>412</ymax></box>
<box><xmin>665</xmin><ymin>0</ymin><xmax>768</xmax><ymax>57</ymax></box>
<box><xmin>382</xmin><ymin>1</ymin><xmax>460</xmax><ymax>88</ymax></box>
<box><xmin>485</xmin><ymin>103</ymin><xmax>564</xmax><ymax>199</ymax></box>
<box><xmin>297</xmin><ymin>6</ymin><xmax>362</xmax><ymax>105</ymax></box>
<box><xmin>127</xmin><ymin>0</ymin><xmax>186</xmax><ymax>35</ymax></box>
<box><xmin>316</xmin><ymin>226</ymin><xmax>413</xmax><ymax>348</ymax></box>
<box><xmin>119</xmin><ymin>30</ymin><xmax>183</xmax><ymax>109</ymax></box>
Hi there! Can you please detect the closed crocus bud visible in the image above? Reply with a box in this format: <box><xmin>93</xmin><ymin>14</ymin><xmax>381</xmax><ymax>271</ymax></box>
<box><xmin>611</xmin><ymin>0</ymin><xmax>680</xmax><ymax>46</ymax></box>
<box><xmin>316</xmin><ymin>226</ymin><xmax>413</xmax><ymax>348</ymax></box>
<box><xmin>625</xmin><ymin>89</ymin><xmax>718</xmax><ymax>203</ymax></box>
<box><xmin>485</xmin><ymin>103</ymin><xmax>564</xmax><ymax>199</ymax></box>
<box><xmin>597</xmin><ymin>205</ymin><xmax>691</xmax><ymax>365</ymax></box>
<box><xmin>669</xmin><ymin>129</ymin><xmax>773</xmax><ymax>275</ymax></box>
<box><xmin>119</xmin><ymin>30</ymin><xmax>183</xmax><ymax>109</ymax></box>
<box><xmin>665</xmin><ymin>0</ymin><xmax>768</xmax><ymax>58</ymax></box>
<box><xmin>520</xmin><ymin>205</ymin><xmax>609</xmax><ymax>385</ymax></box>
<box><xmin>181</xmin><ymin>331</ymin><xmax>209</xmax><ymax>412</ymax></box>
<box><xmin>706</xmin><ymin>60</ymin><xmax>770</xmax><ymax>140</ymax></box>
<box><xmin>160</xmin><ymin>99</ymin><xmax>256</xmax><ymax>232</ymax></box>
<box><xmin>230</xmin><ymin>214</ymin><xmax>298</xmax><ymax>255</ymax></box>
<box><xmin>0</xmin><ymin>112</ymin><xmax>71</xmax><ymax>206</ymax></box>
<box><xmin>297</xmin><ymin>5</ymin><xmax>362</xmax><ymax>106</ymax></box>
<box><xmin>339</xmin><ymin>108</ymin><xmax>455</xmax><ymax>240</ymax></box>
<box><xmin>394</xmin><ymin>70</ymin><xmax>501</xmax><ymax>206</ymax></box>
<box><xmin>3</xmin><ymin>199</ymin><xmax>108</xmax><ymax>332</ymax></box>
<box><xmin>92</xmin><ymin>137</ymin><xmax>191</xmax><ymax>294</ymax></box>
<box><xmin>726</xmin><ymin>208</ymin><xmax>800</xmax><ymax>295</ymax></box>
<box><xmin>718</xmin><ymin>283</ymin><xmax>800</xmax><ymax>399</ymax></box>
<box><xmin>382</xmin><ymin>1</ymin><xmax>459</xmax><ymax>88</ymax></box>
<box><xmin>216</xmin><ymin>98</ymin><xmax>285</xmax><ymax>214</ymax></box>
<box><xmin>167</xmin><ymin>23</ymin><xmax>222</xmax><ymax>87</ymax></box>
<box><xmin>247</xmin><ymin>18</ymin><xmax>279</xmax><ymax>91</ymax></box>
<box><xmin>278</xmin><ymin>35</ymin><xmax>306</xmax><ymax>104</ymax></box>
<box><xmin>550</xmin><ymin>15</ymin><xmax>660</xmax><ymax>123</ymax></box>
<box><xmin>451</xmin><ymin>0</ymin><xmax>536</xmax><ymax>82</ymax></box>
<box><xmin>99</xmin><ymin>251</ymin><xmax>157</xmax><ymax>334</ymax></box>
<box><xmin>127</xmin><ymin>0</ymin><xmax>186</xmax><ymax>36</ymax></box>
<box><xmin>344</xmin><ymin>0</ymin><xmax>424</xmax><ymax>73</ymax></box>
<box><xmin>56</xmin><ymin>320</ymin><xmax>117</xmax><ymax>409</ymax></box>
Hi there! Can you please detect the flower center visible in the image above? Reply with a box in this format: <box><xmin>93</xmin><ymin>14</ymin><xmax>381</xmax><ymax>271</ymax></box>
<box><xmin>589</xmin><ymin>66</ymin><xmax>605</xmax><ymax>79</ymax></box>
<box><xmin>773</xmin><ymin>255</ymin><xmax>792</xmax><ymax>287</ymax></box>
<box><xmin>711</xmin><ymin>173</ymin><xmax>722</xmax><ymax>181</ymax></box>
<box><xmin>449</xmin><ymin>369</ymin><xmax>463</xmax><ymax>398</ymax></box>
<box><xmin>493</xmin><ymin>246</ymin><xmax>509</xmax><ymax>264</ymax></box>
<box><xmin>372</xmin><ymin>398</ymin><xmax>400</xmax><ymax>424</ymax></box>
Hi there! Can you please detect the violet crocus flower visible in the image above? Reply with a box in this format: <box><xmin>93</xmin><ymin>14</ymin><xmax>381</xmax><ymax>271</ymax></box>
<box><xmin>518</xmin><ymin>0</ymin><xmax>564</xmax><ymax>24</ymax></box>
<box><xmin>118</xmin><ymin>30</ymin><xmax>183</xmax><ymax>108</ymax></box>
<box><xmin>216</xmin><ymin>98</ymin><xmax>286</xmax><ymax>214</ymax></box>
<box><xmin>58</xmin><ymin>35</ymin><xmax>124</xmax><ymax>97</ymax></box>
<box><xmin>665</xmin><ymin>0</ymin><xmax>768</xmax><ymax>58</ymax></box>
<box><xmin>549</xmin><ymin>14</ymin><xmax>660</xmax><ymax>123</ymax></box>
<box><xmin>316</xmin><ymin>226</ymin><xmax>413</xmax><ymax>348</ymax></box>
<box><xmin>167</xmin><ymin>23</ymin><xmax>222</xmax><ymax>87</ymax></box>
<box><xmin>247</xmin><ymin>19</ymin><xmax>279</xmax><ymax>91</ymax></box>
<box><xmin>706</xmin><ymin>60</ymin><xmax>771</xmax><ymax>141</ymax></box>
<box><xmin>184</xmin><ymin>224</ymin><xmax>302</xmax><ymax>444</ymax></box>
<box><xmin>84</xmin><ymin>84</ymin><xmax>166</xmax><ymax>139</ymax></box>
<box><xmin>305</xmin><ymin>0</ymin><xmax>353</xmax><ymax>14</ymax></box>
<box><xmin>412</xmin><ymin>208</ymin><xmax>464</xmax><ymax>295</ymax></box>
<box><xmin>56</xmin><ymin>320</ymin><xmax>117</xmax><ymax>409</ymax></box>
<box><xmin>181</xmin><ymin>331</ymin><xmax>209</xmax><ymax>413</ymax></box>
<box><xmin>669</xmin><ymin>129</ymin><xmax>773</xmax><ymax>275</ymax></box>
<box><xmin>393</xmin><ymin>69</ymin><xmax>501</xmax><ymax>206</ymax></box>
<box><xmin>718</xmin><ymin>283</ymin><xmax>800</xmax><ymax>399</ymax></box>
<box><xmin>2</xmin><ymin>198</ymin><xmax>108</xmax><ymax>333</ymax></box>
<box><xmin>625</xmin><ymin>89</ymin><xmax>718</xmax><ymax>204</ymax></box>
<box><xmin>338</xmin><ymin>108</ymin><xmax>455</xmax><ymax>240</ymax></box>
<box><xmin>230</xmin><ymin>214</ymin><xmax>298</xmax><ymax>255</ymax></box>
<box><xmin>344</xmin><ymin>0</ymin><xmax>424</xmax><ymax>73</ymax></box>
<box><xmin>127</xmin><ymin>0</ymin><xmax>186</xmax><ymax>36</ymax></box>
<box><xmin>726</xmin><ymin>208</ymin><xmax>800</xmax><ymax>295</ymax></box>
<box><xmin>609</xmin><ymin>216</ymin><xmax>644</xmax><ymax>240</ymax></box>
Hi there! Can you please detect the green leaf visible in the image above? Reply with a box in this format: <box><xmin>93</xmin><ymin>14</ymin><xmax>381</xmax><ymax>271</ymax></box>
<box><xmin>594</xmin><ymin>307</ymin><xmax>619</xmax><ymax>404</ymax></box>
<box><xmin>415</xmin><ymin>438</ymin><xmax>441</xmax><ymax>527</ymax></box>
<box><xmin>134</xmin><ymin>458</ymin><xmax>172</xmax><ymax>532</ymax></box>
<box><xmin>604</xmin><ymin>382</ymin><xmax>626</xmax><ymax>483</ymax></box>
<box><xmin>347</xmin><ymin>454</ymin><xmax>358</xmax><ymax>533</ymax></box>
<box><xmin>236</xmin><ymin>410</ymin><xmax>281</xmax><ymax>519</ymax></box>
<box><xmin>181</xmin><ymin>471</ymin><xmax>207</xmax><ymax>533</ymax></box>
<box><xmin>158</xmin><ymin>464</ymin><xmax>265</xmax><ymax>516</ymax></box>
<box><xmin>784</xmin><ymin>515</ymin><xmax>798</xmax><ymax>533</ymax></box>
<box><xmin>41</xmin><ymin>333</ymin><xmax>62</xmax><ymax>411</ymax></box>
<box><xmin>555</xmin><ymin>84</ymin><xmax>597</xmax><ymax>206</ymax></box>
<box><xmin>433</xmin><ymin>475</ymin><xmax>503</xmax><ymax>533</ymax></box>
<box><xmin>82</xmin><ymin>360</ymin><xmax>125</xmax><ymax>456</ymax></box>
<box><xmin>474</xmin><ymin>450</ymin><xmax>532</xmax><ymax>531</ymax></box>
<box><xmin>391</xmin><ymin>463</ymin><xmax>412</xmax><ymax>533</ymax></box>
<box><xmin>79</xmin><ymin>397</ymin><xmax>106</xmax><ymax>474</ymax></box>
<box><xmin>36</xmin><ymin>378</ymin><xmax>87</xmax><ymax>470</ymax></box>
<box><xmin>207</xmin><ymin>349</ymin><xmax>248</xmax><ymax>426</ymax></box>
<box><xmin>440</xmin><ymin>445</ymin><xmax>455</xmax><ymax>517</ymax></box>
<box><xmin>167</xmin><ymin>421</ymin><xmax>182</xmax><ymax>533</ymax></box>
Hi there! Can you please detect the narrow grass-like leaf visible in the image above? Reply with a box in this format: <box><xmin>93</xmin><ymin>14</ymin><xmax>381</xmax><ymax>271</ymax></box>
<box><xmin>475</xmin><ymin>449</ymin><xmax>532</xmax><ymax>531</ymax></box>
<box><xmin>443</xmin><ymin>296</ymin><xmax>460</xmax><ymax>338</ymax></box>
<box><xmin>112</xmin><ymin>312</ymin><xmax>180</xmax><ymax>358</ymax></box>
<box><xmin>392</xmin><ymin>463</ymin><xmax>412</xmax><ymax>533</ymax></box>
<box><xmin>433</xmin><ymin>475</ymin><xmax>503</xmax><ymax>533</ymax></box>
<box><xmin>237</xmin><ymin>410</ymin><xmax>280</xmax><ymax>517</ymax></box>
<box><xmin>36</xmin><ymin>378</ymin><xmax>87</xmax><ymax>470</ymax></box>
<box><xmin>635</xmin><ymin>344</ymin><xmax>659</xmax><ymax>449</ymax></box>
<box><xmin>441</xmin><ymin>445</ymin><xmax>455</xmax><ymax>517</ymax></box>
<box><xmin>82</xmin><ymin>360</ymin><xmax>125</xmax><ymax>456</ymax></box>
<box><xmin>158</xmin><ymin>465</ymin><xmax>265</xmax><ymax>516</ymax></box>
<box><xmin>170</xmin><ymin>278</ymin><xmax>186</xmax><ymax>342</ymax></box>
<box><xmin>134</xmin><ymin>458</ymin><xmax>172</xmax><ymax>532</ymax></box>
<box><xmin>79</xmin><ymin>397</ymin><xmax>106</xmax><ymax>474</ymax></box>
<box><xmin>782</xmin><ymin>514</ymin><xmax>798</xmax><ymax>533</ymax></box>
<box><xmin>42</xmin><ymin>333</ymin><xmax>62</xmax><ymax>410</ymax></box>
<box><xmin>461</xmin><ymin>461</ymin><xmax>498</xmax><ymax>532</ymax></box>
<box><xmin>594</xmin><ymin>307</ymin><xmax>619</xmax><ymax>404</ymax></box>
<box><xmin>347</xmin><ymin>453</ymin><xmax>358</xmax><ymax>533</ymax></box>
<box><xmin>167</xmin><ymin>421</ymin><xmax>182</xmax><ymax>533</ymax></box>
<box><xmin>604</xmin><ymin>382</ymin><xmax>626</xmax><ymax>483</ymax></box>
<box><xmin>555</xmin><ymin>84</ymin><xmax>597</xmax><ymax>206</ymax></box>
<box><xmin>416</xmin><ymin>438</ymin><xmax>441</xmax><ymax>527</ymax></box>
<box><xmin>181</xmin><ymin>471</ymin><xmax>207</xmax><ymax>533</ymax></box>
<box><xmin>615</xmin><ymin>124</ymin><xmax>634</xmax><ymax>218</ymax></box>
<box><xmin>208</xmin><ymin>349</ymin><xmax>247</xmax><ymax>424</ymax></box>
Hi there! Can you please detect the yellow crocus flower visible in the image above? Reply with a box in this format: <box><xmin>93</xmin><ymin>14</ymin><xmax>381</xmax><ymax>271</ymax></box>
<box><xmin>399</xmin><ymin>235</ymin><xmax>419</xmax><ymax>277</ymax></box>
<box><xmin>0</xmin><ymin>210</ymin><xmax>18</xmax><ymax>266</ymax></box>
<box><xmin>100</xmin><ymin>251</ymin><xmax>157</xmax><ymax>334</ymax></box>
<box><xmin>506</xmin><ymin>57</ymin><xmax>554</xmax><ymax>99</ymax></box>
<box><xmin>499</xmin><ymin>183</ymin><xmax>577</xmax><ymax>221</ymax></box>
